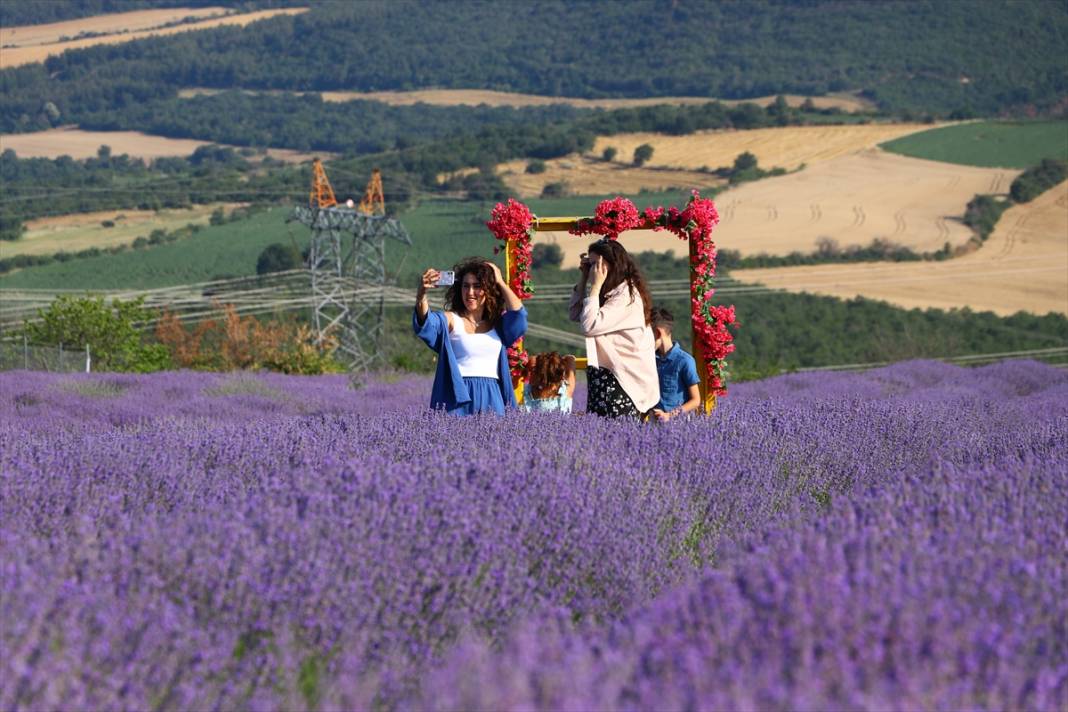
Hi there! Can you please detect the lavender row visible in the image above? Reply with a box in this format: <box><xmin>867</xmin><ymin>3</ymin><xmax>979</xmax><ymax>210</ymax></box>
<box><xmin>1</xmin><ymin>360</ymin><xmax>1065</xmax><ymax>709</ymax></box>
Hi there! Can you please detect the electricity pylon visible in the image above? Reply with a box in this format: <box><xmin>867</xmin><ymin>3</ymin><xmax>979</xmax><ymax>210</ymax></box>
<box><xmin>289</xmin><ymin>161</ymin><xmax>411</xmax><ymax>376</ymax></box>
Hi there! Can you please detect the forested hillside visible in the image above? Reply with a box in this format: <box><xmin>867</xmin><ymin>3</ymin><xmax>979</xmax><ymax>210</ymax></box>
<box><xmin>2</xmin><ymin>0</ymin><xmax>1065</xmax><ymax>133</ymax></box>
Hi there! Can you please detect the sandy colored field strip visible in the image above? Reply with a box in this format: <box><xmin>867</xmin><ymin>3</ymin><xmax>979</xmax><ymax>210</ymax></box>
<box><xmin>177</xmin><ymin>87</ymin><xmax>875</xmax><ymax>112</ymax></box>
<box><xmin>2</xmin><ymin>204</ymin><xmax>246</xmax><ymax>258</ymax></box>
<box><xmin>495</xmin><ymin>156</ymin><xmax>722</xmax><ymax>198</ymax></box>
<box><xmin>0</xmin><ymin>126</ymin><xmax>324</xmax><ymax>163</ymax></box>
<box><xmin>592</xmin><ymin>123</ymin><xmax>941</xmax><ymax>173</ymax></box>
<box><xmin>533</xmin><ymin>149</ymin><xmax>1016</xmax><ymax>266</ymax></box>
<box><xmin>728</xmin><ymin>181</ymin><xmax>1068</xmax><ymax>317</ymax></box>
<box><xmin>0</xmin><ymin>7</ymin><xmax>307</xmax><ymax>69</ymax></box>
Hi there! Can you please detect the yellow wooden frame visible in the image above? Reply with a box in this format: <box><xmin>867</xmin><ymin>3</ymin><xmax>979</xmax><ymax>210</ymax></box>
<box><xmin>507</xmin><ymin>216</ymin><xmax>717</xmax><ymax>414</ymax></box>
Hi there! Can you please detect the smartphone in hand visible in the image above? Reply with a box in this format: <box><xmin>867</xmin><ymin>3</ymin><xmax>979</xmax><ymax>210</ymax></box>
<box><xmin>435</xmin><ymin>270</ymin><xmax>455</xmax><ymax>287</ymax></box>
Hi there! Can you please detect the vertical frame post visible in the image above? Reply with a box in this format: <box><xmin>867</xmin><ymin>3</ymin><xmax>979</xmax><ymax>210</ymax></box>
<box><xmin>505</xmin><ymin>236</ymin><xmax>524</xmax><ymax>403</ymax></box>
<box><xmin>689</xmin><ymin>235</ymin><xmax>717</xmax><ymax>414</ymax></box>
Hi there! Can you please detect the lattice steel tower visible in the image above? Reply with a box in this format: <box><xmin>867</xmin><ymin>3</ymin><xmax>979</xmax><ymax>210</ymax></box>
<box><xmin>289</xmin><ymin>162</ymin><xmax>411</xmax><ymax>376</ymax></box>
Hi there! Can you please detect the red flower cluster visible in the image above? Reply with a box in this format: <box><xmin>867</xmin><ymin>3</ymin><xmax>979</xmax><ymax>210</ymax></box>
<box><xmin>487</xmin><ymin>192</ymin><xmax>736</xmax><ymax>397</ymax></box>
<box><xmin>506</xmin><ymin>343</ymin><xmax>529</xmax><ymax>379</ymax></box>
<box><xmin>487</xmin><ymin>199</ymin><xmax>537</xmax><ymax>374</ymax></box>
<box><xmin>486</xmin><ymin>198</ymin><xmax>535</xmax><ymax>299</ymax></box>
<box><xmin>569</xmin><ymin>196</ymin><xmax>642</xmax><ymax>239</ymax></box>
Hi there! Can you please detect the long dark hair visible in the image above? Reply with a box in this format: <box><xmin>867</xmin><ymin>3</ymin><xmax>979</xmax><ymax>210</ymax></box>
<box><xmin>443</xmin><ymin>257</ymin><xmax>502</xmax><ymax>325</ymax></box>
<box><xmin>588</xmin><ymin>239</ymin><xmax>653</xmax><ymax>326</ymax></box>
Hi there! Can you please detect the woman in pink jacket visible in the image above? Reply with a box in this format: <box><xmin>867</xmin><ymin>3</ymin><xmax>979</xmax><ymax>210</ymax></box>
<box><xmin>568</xmin><ymin>239</ymin><xmax>659</xmax><ymax>418</ymax></box>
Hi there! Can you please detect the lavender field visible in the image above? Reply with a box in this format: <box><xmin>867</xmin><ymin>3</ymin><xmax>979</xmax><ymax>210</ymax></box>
<box><xmin>2</xmin><ymin>361</ymin><xmax>1066</xmax><ymax>711</ymax></box>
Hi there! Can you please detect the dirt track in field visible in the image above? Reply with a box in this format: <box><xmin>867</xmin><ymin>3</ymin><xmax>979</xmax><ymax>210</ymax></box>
<box><xmin>0</xmin><ymin>126</ymin><xmax>323</xmax><ymax>163</ymax></box>
<box><xmin>0</xmin><ymin>7</ymin><xmax>307</xmax><ymax>69</ymax></box>
<box><xmin>728</xmin><ymin>180</ymin><xmax>1068</xmax><ymax>317</ymax></box>
<box><xmin>3</xmin><ymin>204</ymin><xmax>245</xmax><ymax>258</ymax></box>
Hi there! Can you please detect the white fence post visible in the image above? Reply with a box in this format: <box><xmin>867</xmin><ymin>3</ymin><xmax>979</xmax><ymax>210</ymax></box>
<box><xmin>85</xmin><ymin>344</ymin><xmax>91</xmax><ymax>373</ymax></box>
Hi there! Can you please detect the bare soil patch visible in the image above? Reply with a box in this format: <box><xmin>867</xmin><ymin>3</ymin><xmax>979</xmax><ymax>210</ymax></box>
<box><xmin>0</xmin><ymin>126</ymin><xmax>323</xmax><ymax>163</ymax></box>
<box><xmin>0</xmin><ymin>8</ymin><xmax>308</xmax><ymax>69</ymax></box>
<box><xmin>3</xmin><ymin>204</ymin><xmax>246</xmax><ymax>258</ymax></box>
<box><xmin>177</xmin><ymin>88</ymin><xmax>875</xmax><ymax>112</ymax></box>
<box><xmin>728</xmin><ymin>181</ymin><xmax>1068</xmax><ymax>317</ymax></box>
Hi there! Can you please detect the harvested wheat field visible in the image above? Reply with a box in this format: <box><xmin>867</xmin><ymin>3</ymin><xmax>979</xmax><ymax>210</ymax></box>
<box><xmin>177</xmin><ymin>87</ymin><xmax>874</xmax><ymax>112</ymax></box>
<box><xmin>533</xmin><ymin>149</ymin><xmax>1017</xmax><ymax>266</ymax></box>
<box><xmin>593</xmin><ymin>123</ymin><xmax>940</xmax><ymax>172</ymax></box>
<box><xmin>0</xmin><ymin>7</ymin><xmax>307</xmax><ymax>69</ymax></box>
<box><xmin>495</xmin><ymin>156</ymin><xmax>721</xmax><ymax>198</ymax></box>
<box><xmin>0</xmin><ymin>127</ymin><xmax>322</xmax><ymax>163</ymax></box>
<box><xmin>729</xmin><ymin>181</ymin><xmax>1068</xmax><ymax>317</ymax></box>
<box><xmin>2</xmin><ymin>205</ymin><xmax>246</xmax><ymax>258</ymax></box>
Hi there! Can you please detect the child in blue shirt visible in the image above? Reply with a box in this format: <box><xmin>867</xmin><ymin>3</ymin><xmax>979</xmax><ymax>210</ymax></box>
<box><xmin>649</xmin><ymin>306</ymin><xmax>701</xmax><ymax>422</ymax></box>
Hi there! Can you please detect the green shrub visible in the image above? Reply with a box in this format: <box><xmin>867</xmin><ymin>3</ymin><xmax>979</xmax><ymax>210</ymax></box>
<box><xmin>532</xmin><ymin>243</ymin><xmax>563</xmax><ymax>269</ymax></box>
<box><xmin>256</xmin><ymin>243</ymin><xmax>303</xmax><ymax>275</ymax></box>
<box><xmin>23</xmin><ymin>295</ymin><xmax>172</xmax><ymax>372</ymax></box>
<box><xmin>541</xmin><ymin>181</ymin><xmax>569</xmax><ymax>198</ymax></box>
<box><xmin>633</xmin><ymin>144</ymin><xmax>654</xmax><ymax>167</ymax></box>
<box><xmin>1010</xmin><ymin>158</ymin><xmax>1068</xmax><ymax>203</ymax></box>
<box><xmin>526</xmin><ymin>159</ymin><xmax>547</xmax><ymax>174</ymax></box>
<box><xmin>963</xmin><ymin>194</ymin><xmax>1011</xmax><ymax>241</ymax></box>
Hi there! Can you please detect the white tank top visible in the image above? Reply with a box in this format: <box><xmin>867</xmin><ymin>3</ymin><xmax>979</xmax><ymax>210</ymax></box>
<box><xmin>448</xmin><ymin>313</ymin><xmax>502</xmax><ymax>379</ymax></box>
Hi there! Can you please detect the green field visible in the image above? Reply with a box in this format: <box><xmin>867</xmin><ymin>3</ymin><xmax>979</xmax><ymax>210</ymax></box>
<box><xmin>879</xmin><ymin>120</ymin><xmax>1068</xmax><ymax>168</ymax></box>
<box><xmin>0</xmin><ymin>191</ymin><xmax>695</xmax><ymax>291</ymax></box>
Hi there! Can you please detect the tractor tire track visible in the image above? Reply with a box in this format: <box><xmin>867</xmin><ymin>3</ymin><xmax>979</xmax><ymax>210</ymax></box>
<box><xmin>892</xmin><ymin>210</ymin><xmax>907</xmax><ymax>237</ymax></box>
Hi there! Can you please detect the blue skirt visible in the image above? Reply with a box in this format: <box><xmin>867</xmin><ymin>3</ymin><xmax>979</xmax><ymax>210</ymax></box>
<box><xmin>448</xmin><ymin>376</ymin><xmax>506</xmax><ymax>416</ymax></box>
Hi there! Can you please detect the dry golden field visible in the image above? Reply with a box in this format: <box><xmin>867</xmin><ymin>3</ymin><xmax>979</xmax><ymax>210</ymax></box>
<box><xmin>592</xmin><ymin>123</ymin><xmax>942</xmax><ymax>172</ymax></box>
<box><xmin>176</xmin><ymin>87</ymin><xmax>875</xmax><ymax>112</ymax></box>
<box><xmin>0</xmin><ymin>7</ymin><xmax>308</xmax><ymax>69</ymax></box>
<box><xmin>502</xmin><ymin>123</ymin><xmax>939</xmax><ymax>203</ymax></box>
<box><xmin>728</xmin><ymin>180</ymin><xmax>1068</xmax><ymax>317</ymax></box>
<box><xmin>494</xmin><ymin>156</ymin><xmax>721</xmax><ymax>198</ymax></box>
<box><xmin>2</xmin><ymin>204</ymin><xmax>245</xmax><ymax>258</ymax></box>
<box><xmin>529</xmin><ymin>125</ymin><xmax>1012</xmax><ymax>266</ymax></box>
<box><xmin>0</xmin><ymin>127</ymin><xmax>323</xmax><ymax>163</ymax></box>
<box><xmin>705</xmin><ymin>150</ymin><xmax>1016</xmax><ymax>255</ymax></box>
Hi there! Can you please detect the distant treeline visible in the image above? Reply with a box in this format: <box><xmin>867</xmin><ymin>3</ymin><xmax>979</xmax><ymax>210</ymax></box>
<box><xmin>78</xmin><ymin>93</ymin><xmax>591</xmax><ymax>155</ymax></box>
<box><xmin>2</xmin><ymin>0</ymin><xmax>1065</xmax><ymax>132</ymax></box>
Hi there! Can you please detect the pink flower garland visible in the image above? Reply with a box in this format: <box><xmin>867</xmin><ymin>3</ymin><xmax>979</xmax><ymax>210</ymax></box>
<box><xmin>487</xmin><ymin>193</ymin><xmax>737</xmax><ymax>394</ymax></box>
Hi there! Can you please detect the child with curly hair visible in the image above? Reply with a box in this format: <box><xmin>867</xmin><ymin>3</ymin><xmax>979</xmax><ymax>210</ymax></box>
<box><xmin>522</xmin><ymin>351</ymin><xmax>576</xmax><ymax>413</ymax></box>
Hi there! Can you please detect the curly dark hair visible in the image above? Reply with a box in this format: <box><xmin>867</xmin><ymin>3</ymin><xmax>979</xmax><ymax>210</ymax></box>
<box><xmin>588</xmin><ymin>239</ymin><xmax>653</xmax><ymax>326</ymax></box>
<box><xmin>528</xmin><ymin>351</ymin><xmax>570</xmax><ymax>399</ymax></box>
<box><xmin>443</xmin><ymin>257</ymin><xmax>502</xmax><ymax>325</ymax></box>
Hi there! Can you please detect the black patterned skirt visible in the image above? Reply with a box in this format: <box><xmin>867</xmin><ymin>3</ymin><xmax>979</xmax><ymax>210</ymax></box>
<box><xmin>586</xmin><ymin>365</ymin><xmax>641</xmax><ymax>418</ymax></box>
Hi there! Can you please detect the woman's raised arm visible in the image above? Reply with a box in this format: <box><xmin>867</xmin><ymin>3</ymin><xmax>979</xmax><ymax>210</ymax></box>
<box><xmin>415</xmin><ymin>268</ymin><xmax>439</xmax><ymax>325</ymax></box>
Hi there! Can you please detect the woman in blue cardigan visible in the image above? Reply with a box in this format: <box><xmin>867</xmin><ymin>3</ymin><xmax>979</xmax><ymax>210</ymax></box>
<box><xmin>413</xmin><ymin>258</ymin><xmax>527</xmax><ymax>415</ymax></box>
